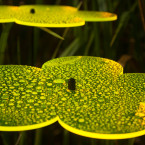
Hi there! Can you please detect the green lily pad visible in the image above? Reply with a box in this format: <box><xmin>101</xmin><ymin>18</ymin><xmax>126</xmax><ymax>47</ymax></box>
<box><xmin>0</xmin><ymin>5</ymin><xmax>117</xmax><ymax>27</ymax></box>
<box><xmin>0</xmin><ymin>56</ymin><xmax>144</xmax><ymax>140</ymax></box>
<box><xmin>0</xmin><ymin>65</ymin><xmax>57</xmax><ymax>130</ymax></box>
<box><xmin>15</xmin><ymin>5</ymin><xmax>85</xmax><ymax>27</ymax></box>
<box><xmin>77</xmin><ymin>11</ymin><xmax>117</xmax><ymax>22</ymax></box>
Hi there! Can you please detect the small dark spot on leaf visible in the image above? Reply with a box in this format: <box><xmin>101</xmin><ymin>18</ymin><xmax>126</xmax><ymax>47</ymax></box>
<box><xmin>30</xmin><ymin>8</ymin><xmax>35</xmax><ymax>14</ymax></box>
<box><xmin>68</xmin><ymin>78</ymin><xmax>76</xmax><ymax>90</ymax></box>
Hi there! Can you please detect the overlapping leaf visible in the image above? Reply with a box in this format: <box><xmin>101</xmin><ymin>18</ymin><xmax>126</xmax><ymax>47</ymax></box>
<box><xmin>0</xmin><ymin>5</ymin><xmax>117</xmax><ymax>27</ymax></box>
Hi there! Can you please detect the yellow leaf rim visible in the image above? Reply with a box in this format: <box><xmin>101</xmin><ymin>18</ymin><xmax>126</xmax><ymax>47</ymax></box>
<box><xmin>0</xmin><ymin>117</ymin><xmax>58</xmax><ymax>131</ymax></box>
<box><xmin>58</xmin><ymin>118</ymin><xmax>145</xmax><ymax>140</ymax></box>
<box><xmin>0</xmin><ymin>5</ymin><xmax>117</xmax><ymax>27</ymax></box>
<box><xmin>15</xmin><ymin>19</ymin><xmax>85</xmax><ymax>28</ymax></box>
<box><xmin>1</xmin><ymin>116</ymin><xmax>145</xmax><ymax>140</ymax></box>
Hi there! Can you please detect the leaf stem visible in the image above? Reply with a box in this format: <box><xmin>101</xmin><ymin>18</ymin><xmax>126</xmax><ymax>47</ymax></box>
<box><xmin>0</xmin><ymin>23</ymin><xmax>13</xmax><ymax>64</ymax></box>
<box><xmin>39</xmin><ymin>27</ymin><xmax>64</xmax><ymax>40</ymax></box>
<box><xmin>15</xmin><ymin>132</ymin><xmax>22</xmax><ymax>145</ymax></box>
<box><xmin>63</xmin><ymin>130</ymin><xmax>69</xmax><ymax>145</ymax></box>
<box><xmin>138</xmin><ymin>0</ymin><xmax>145</xmax><ymax>32</ymax></box>
<box><xmin>52</xmin><ymin>28</ymin><xmax>69</xmax><ymax>59</ymax></box>
<box><xmin>34</xmin><ymin>128</ymin><xmax>43</xmax><ymax>145</ymax></box>
<box><xmin>128</xmin><ymin>138</ymin><xmax>135</xmax><ymax>145</ymax></box>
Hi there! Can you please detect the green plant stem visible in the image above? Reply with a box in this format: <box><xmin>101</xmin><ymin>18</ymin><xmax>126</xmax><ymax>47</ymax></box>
<box><xmin>118</xmin><ymin>138</ymin><xmax>135</xmax><ymax>145</ymax></box>
<box><xmin>91</xmin><ymin>139</ymin><xmax>96</xmax><ymax>145</ymax></box>
<box><xmin>19</xmin><ymin>132</ymin><xmax>27</xmax><ymax>145</ymax></box>
<box><xmin>0</xmin><ymin>23</ymin><xmax>13</xmax><ymax>64</ymax></box>
<box><xmin>103</xmin><ymin>22</ymin><xmax>113</xmax><ymax>58</ymax></box>
<box><xmin>17</xmin><ymin>37</ymin><xmax>21</xmax><ymax>65</ymax></box>
<box><xmin>36</xmin><ymin>0</ymin><xmax>43</xmax><ymax>4</ymax></box>
<box><xmin>60</xmin><ymin>38</ymin><xmax>79</xmax><ymax>57</ymax></box>
<box><xmin>105</xmin><ymin>140</ymin><xmax>110</xmax><ymax>145</ymax></box>
<box><xmin>138</xmin><ymin>0</ymin><xmax>145</xmax><ymax>32</ymax></box>
<box><xmin>52</xmin><ymin>28</ymin><xmax>69</xmax><ymax>59</ymax></box>
<box><xmin>39</xmin><ymin>27</ymin><xmax>64</xmax><ymax>40</ymax></box>
<box><xmin>93</xmin><ymin>23</ymin><xmax>100</xmax><ymax>57</ymax></box>
<box><xmin>0</xmin><ymin>133</ymin><xmax>10</xmax><ymax>145</ymax></box>
<box><xmin>52</xmin><ymin>0</ymin><xmax>82</xmax><ymax>59</ymax></box>
<box><xmin>34</xmin><ymin>128</ymin><xmax>43</xmax><ymax>145</ymax></box>
<box><xmin>83</xmin><ymin>0</ymin><xmax>88</xmax><ymax>10</ymax></box>
<box><xmin>128</xmin><ymin>138</ymin><xmax>135</xmax><ymax>145</ymax></box>
<box><xmin>15</xmin><ymin>133</ymin><xmax>22</xmax><ymax>145</ymax></box>
<box><xmin>110</xmin><ymin>1</ymin><xmax>138</xmax><ymax>47</ymax></box>
<box><xmin>104</xmin><ymin>140</ymin><xmax>115</xmax><ymax>145</ymax></box>
<box><xmin>55</xmin><ymin>0</ymin><xmax>61</xmax><ymax>5</ymax></box>
<box><xmin>84</xmin><ymin>32</ymin><xmax>94</xmax><ymax>56</ymax></box>
<box><xmin>63</xmin><ymin>130</ymin><xmax>69</xmax><ymax>145</ymax></box>
<box><xmin>33</xmin><ymin>27</ymin><xmax>40</xmax><ymax>65</ymax></box>
<box><xmin>91</xmin><ymin>1</ymin><xmax>101</xmax><ymax>57</ymax></box>
<box><xmin>97</xmin><ymin>0</ymin><xmax>107</xmax><ymax>11</ymax></box>
<box><xmin>72</xmin><ymin>0</ymin><xmax>79</xmax><ymax>7</ymax></box>
<box><xmin>77</xmin><ymin>1</ymin><xmax>83</xmax><ymax>9</ymax></box>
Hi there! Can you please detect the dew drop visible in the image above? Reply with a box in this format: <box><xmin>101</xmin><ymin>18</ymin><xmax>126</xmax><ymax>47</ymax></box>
<box><xmin>38</xmin><ymin>110</ymin><xmax>43</xmax><ymax>114</ymax></box>
<box><xmin>40</xmin><ymin>96</ymin><xmax>46</xmax><ymax>100</ymax></box>
<box><xmin>17</xmin><ymin>101</ymin><xmax>23</xmax><ymax>104</ymax></box>
<box><xmin>32</xmin><ymin>91</ymin><xmax>37</xmax><ymax>95</ymax></box>
<box><xmin>0</xmin><ymin>104</ymin><xmax>4</xmax><ymax>107</ymax></box>
<box><xmin>17</xmin><ymin>105</ymin><xmax>21</xmax><ymax>108</ymax></box>
<box><xmin>78</xmin><ymin>118</ymin><xmax>85</xmax><ymax>123</ymax></box>
<box><xmin>2</xmin><ymin>95</ymin><xmax>9</xmax><ymax>99</ymax></box>
<box><xmin>61</xmin><ymin>97</ymin><xmax>66</xmax><ymax>101</ymax></box>
<box><xmin>13</xmin><ymin>83</ymin><xmax>19</xmax><ymax>86</ymax></box>
<box><xmin>114</xmin><ymin>91</ymin><xmax>119</xmax><ymax>94</ymax></box>
<box><xmin>27</xmin><ymin>85</ymin><xmax>33</xmax><ymax>88</ymax></box>
<box><xmin>34</xmin><ymin>103</ymin><xmax>39</xmax><ymax>106</ymax></box>
<box><xmin>47</xmin><ymin>83</ymin><xmax>52</xmax><ymax>86</ymax></box>
<box><xmin>9</xmin><ymin>103</ymin><xmax>14</xmax><ymax>106</ymax></box>
<box><xmin>19</xmin><ymin>79</ymin><xmax>25</xmax><ymax>83</ymax></box>
<box><xmin>27</xmin><ymin>99</ymin><xmax>34</xmax><ymax>103</ymax></box>
<box><xmin>98</xmin><ymin>98</ymin><xmax>104</xmax><ymax>103</ymax></box>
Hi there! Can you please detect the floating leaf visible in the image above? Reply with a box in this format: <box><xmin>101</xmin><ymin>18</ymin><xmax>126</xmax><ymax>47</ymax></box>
<box><xmin>15</xmin><ymin>5</ymin><xmax>84</xmax><ymax>27</ymax></box>
<box><xmin>0</xmin><ymin>56</ymin><xmax>144</xmax><ymax>140</ymax></box>
<box><xmin>0</xmin><ymin>5</ymin><xmax>117</xmax><ymax>27</ymax></box>
<box><xmin>77</xmin><ymin>11</ymin><xmax>117</xmax><ymax>22</ymax></box>
<box><xmin>0</xmin><ymin>65</ymin><xmax>57</xmax><ymax>131</ymax></box>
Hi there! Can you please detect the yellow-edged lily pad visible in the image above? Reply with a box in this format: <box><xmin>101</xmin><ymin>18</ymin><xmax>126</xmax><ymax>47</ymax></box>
<box><xmin>0</xmin><ymin>56</ymin><xmax>144</xmax><ymax>140</ymax></box>
<box><xmin>0</xmin><ymin>5</ymin><xmax>117</xmax><ymax>27</ymax></box>
<box><xmin>77</xmin><ymin>11</ymin><xmax>117</xmax><ymax>22</ymax></box>
<box><xmin>15</xmin><ymin>5</ymin><xmax>84</xmax><ymax>27</ymax></box>
<box><xmin>0</xmin><ymin>65</ymin><xmax>57</xmax><ymax>130</ymax></box>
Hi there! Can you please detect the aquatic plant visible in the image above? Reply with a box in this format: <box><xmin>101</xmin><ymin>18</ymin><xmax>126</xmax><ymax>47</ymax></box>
<box><xmin>0</xmin><ymin>5</ymin><xmax>117</xmax><ymax>27</ymax></box>
<box><xmin>0</xmin><ymin>56</ymin><xmax>145</xmax><ymax>140</ymax></box>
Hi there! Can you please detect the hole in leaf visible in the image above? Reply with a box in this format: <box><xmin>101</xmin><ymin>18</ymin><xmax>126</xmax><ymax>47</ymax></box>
<box><xmin>68</xmin><ymin>78</ymin><xmax>76</xmax><ymax>90</ymax></box>
<box><xmin>30</xmin><ymin>8</ymin><xmax>35</xmax><ymax>14</ymax></box>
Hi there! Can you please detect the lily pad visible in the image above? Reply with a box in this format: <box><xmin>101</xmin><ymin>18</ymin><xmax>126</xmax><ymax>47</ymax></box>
<box><xmin>0</xmin><ymin>56</ymin><xmax>144</xmax><ymax>140</ymax></box>
<box><xmin>0</xmin><ymin>5</ymin><xmax>117</xmax><ymax>27</ymax></box>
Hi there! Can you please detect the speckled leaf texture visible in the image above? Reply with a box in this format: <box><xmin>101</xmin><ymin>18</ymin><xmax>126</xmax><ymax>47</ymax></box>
<box><xmin>77</xmin><ymin>11</ymin><xmax>117</xmax><ymax>21</ymax></box>
<box><xmin>0</xmin><ymin>56</ymin><xmax>145</xmax><ymax>140</ymax></box>
<box><xmin>0</xmin><ymin>65</ymin><xmax>57</xmax><ymax>131</ymax></box>
<box><xmin>15</xmin><ymin>5</ymin><xmax>85</xmax><ymax>27</ymax></box>
<box><xmin>0</xmin><ymin>5</ymin><xmax>117</xmax><ymax>27</ymax></box>
<box><xmin>0</xmin><ymin>6</ymin><xmax>17</xmax><ymax>22</ymax></box>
